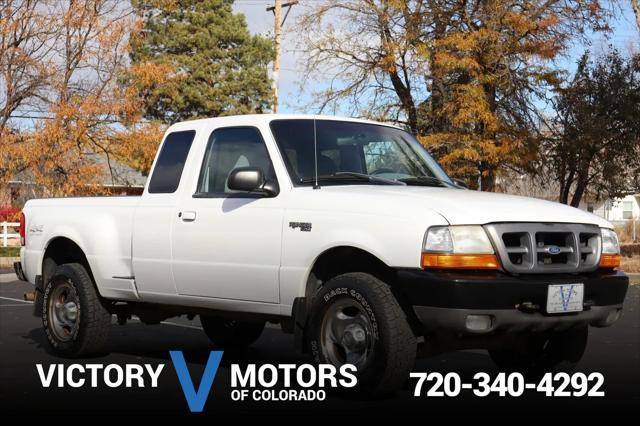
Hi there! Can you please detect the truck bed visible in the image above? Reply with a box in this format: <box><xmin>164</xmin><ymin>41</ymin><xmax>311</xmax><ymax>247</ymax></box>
<box><xmin>22</xmin><ymin>196</ymin><xmax>141</xmax><ymax>300</ymax></box>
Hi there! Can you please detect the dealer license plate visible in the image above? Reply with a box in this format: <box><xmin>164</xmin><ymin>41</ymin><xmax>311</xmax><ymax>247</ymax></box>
<box><xmin>546</xmin><ymin>283</ymin><xmax>584</xmax><ymax>313</ymax></box>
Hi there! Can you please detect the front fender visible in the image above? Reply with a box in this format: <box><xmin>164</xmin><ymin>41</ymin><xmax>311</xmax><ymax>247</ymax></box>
<box><xmin>278</xmin><ymin>208</ymin><xmax>447</xmax><ymax>312</ymax></box>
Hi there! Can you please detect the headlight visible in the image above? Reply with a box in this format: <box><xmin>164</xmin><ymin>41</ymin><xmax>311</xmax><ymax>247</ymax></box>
<box><xmin>601</xmin><ymin>228</ymin><xmax>620</xmax><ymax>254</ymax></box>
<box><xmin>423</xmin><ymin>226</ymin><xmax>454</xmax><ymax>252</ymax></box>
<box><xmin>424</xmin><ymin>226</ymin><xmax>494</xmax><ymax>254</ymax></box>
<box><xmin>599</xmin><ymin>228</ymin><xmax>621</xmax><ymax>268</ymax></box>
<box><xmin>422</xmin><ymin>226</ymin><xmax>498</xmax><ymax>269</ymax></box>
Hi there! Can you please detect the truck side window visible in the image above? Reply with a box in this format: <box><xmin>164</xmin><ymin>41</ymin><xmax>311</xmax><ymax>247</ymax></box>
<box><xmin>148</xmin><ymin>130</ymin><xmax>195</xmax><ymax>194</ymax></box>
<box><xmin>197</xmin><ymin>127</ymin><xmax>276</xmax><ymax>195</ymax></box>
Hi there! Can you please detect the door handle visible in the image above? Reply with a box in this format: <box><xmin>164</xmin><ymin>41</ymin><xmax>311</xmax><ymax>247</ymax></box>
<box><xmin>180</xmin><ymin>211</ymin><xmax>197</xmax><ymax>222</ymax></box>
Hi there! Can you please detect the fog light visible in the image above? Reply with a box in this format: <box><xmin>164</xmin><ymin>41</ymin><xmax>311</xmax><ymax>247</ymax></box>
<box><xmin>465</xmin><ymin>315</ymin><xmax>492</xmax><ymax>332</ymax></box>
<box><xmin>605</xmin><ymin>309</ymin><xmax>621</xmax><ymax>325</ymax></box>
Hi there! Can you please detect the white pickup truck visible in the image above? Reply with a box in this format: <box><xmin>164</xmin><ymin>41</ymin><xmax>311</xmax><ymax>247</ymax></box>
<box><xmin>16</xmin><ymin>114</ymin><xmax>628</xmax><ymax>391</ymax></box>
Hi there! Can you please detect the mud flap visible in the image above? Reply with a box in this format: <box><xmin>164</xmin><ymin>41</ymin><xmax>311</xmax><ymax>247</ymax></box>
<box><xmin>292</xmin><ymin>297</ymin><xmax>308</xmax><ymax>353</ymax></box>
<box><xmin>33</xmin><ymin>275</ymin><xmax>44</xmax><ymax>318</ymax></box>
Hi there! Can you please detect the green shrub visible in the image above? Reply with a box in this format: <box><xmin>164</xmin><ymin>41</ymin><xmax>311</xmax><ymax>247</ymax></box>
<box><xmin>0</xmin><ymin>247</ymin><xmax>20</xmax><ymax>257</ymax></box>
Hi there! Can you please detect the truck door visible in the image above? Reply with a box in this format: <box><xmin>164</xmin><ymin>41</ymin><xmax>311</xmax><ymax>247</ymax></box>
<box><xmin>171</xmin><ymin>126</ymin><xmax>282</xmax><ymax>303</ymax></box>
<box><xmin>132</xmin><ymin>130</ymin><xmax>196</xmax><ymax>296</ymax></box>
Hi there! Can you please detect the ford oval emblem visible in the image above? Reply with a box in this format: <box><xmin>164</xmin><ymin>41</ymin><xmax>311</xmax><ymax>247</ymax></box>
<box><xmin>547</xmin><ymin>245</ymin><xmax>562</xmax><ymax>255</ymax></box>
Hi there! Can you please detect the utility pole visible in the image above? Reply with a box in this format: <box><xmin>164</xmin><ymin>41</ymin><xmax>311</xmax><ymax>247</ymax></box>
<box><xmin>267</xmin><ymin>0</ymin><xmax>298</xmax><ymax>113</ymax></box>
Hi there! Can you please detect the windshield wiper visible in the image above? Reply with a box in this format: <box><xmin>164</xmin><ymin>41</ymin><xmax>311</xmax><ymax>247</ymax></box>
<box><xmin>397</xmin><ymin>175</ymin><xmax>458</xmax><ymax>188</ymax></box>
<box><xmin>300</xmin><ymin>172</ymin><xmax>405</xmax><ymax>186</ymax></box>
<box><xmin>335</xmin><ymin>172</ymin><xmax>406</xmax><ymax>186</ymax></box>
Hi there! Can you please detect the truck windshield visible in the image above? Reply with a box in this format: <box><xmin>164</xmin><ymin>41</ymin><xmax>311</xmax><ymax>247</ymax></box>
<box><xmin>269</xmin><ymin>119</ymin><xmax>454</xmax><ymax>187</ymax></box>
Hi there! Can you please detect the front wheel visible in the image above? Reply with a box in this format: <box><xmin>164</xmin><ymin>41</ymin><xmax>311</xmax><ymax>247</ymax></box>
<box><xmin>307</xmin><ymin>272</ymin><xmax>417</xmax><ymax>393</ymax></box>
<box><xmin>489</xmin><ymin>326</ymin><xmax>588</xmax><ymax>376</ymax></box>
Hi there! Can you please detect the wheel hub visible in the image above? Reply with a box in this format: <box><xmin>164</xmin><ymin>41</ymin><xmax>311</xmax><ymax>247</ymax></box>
<box><xmin>57</xmin><ymin>301</ymin><xmax>78</xmax><ymax>323</ymax></box>
<box><xmin>341</xmin><ymin>323</ymin><xmax>367</xmax><ymax>352</ymax></box>
<box><xmin>48</xmin><ymin>281</ymin><xmax>80</xmax><ymax>342</ymax></box>
<box><xmin>321</xmin><ymin>300</ymin><xmax>374</xmax><ymax>368</ymax></box>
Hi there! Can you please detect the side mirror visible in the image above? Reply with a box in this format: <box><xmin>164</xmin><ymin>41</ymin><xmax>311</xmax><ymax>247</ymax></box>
<box><xmin>227</xmin><ymin>167</ymin><xmax>278</xmax><ymax>196</ymax></box>
<box><xmin>452</xmin><ymin>178</ymin><xmax>468</xmax><ymax>189</ymax></box>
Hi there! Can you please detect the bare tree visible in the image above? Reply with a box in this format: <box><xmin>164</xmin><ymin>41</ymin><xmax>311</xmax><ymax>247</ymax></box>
<box><xmin>296</xmin><ymin>1</ymin><xmax>616</xmax><ymax>192</ymax></box>
<box><xmin>0</xmin><ymin>0</ymin><xmax>59</xmax><ymax>183</ymax></box>
<box><xmin>295</xmin><ymin>0</ymin><xmax>430</xmax><ymax>133</ymax></box>
<box><xmin>1</xmin><ymin>1</ymin><xmax>164</xmax><ymax>197</ymax></box>
<box><xmin>26</xmin><ymin>0</ymin><xmax>149</xmax><ymax>196</ymax></box>
<box><xmin>0</xmin><ymin>0</ymin><xmax>57</xmax><ymax>133</ymax></box>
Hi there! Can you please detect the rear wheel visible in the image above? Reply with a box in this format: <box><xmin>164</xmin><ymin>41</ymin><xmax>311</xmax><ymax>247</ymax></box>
<box><xmin>489</xmin><ymin>326</ymin><xmax>588</xmax><ymax>376</ymax></box>
<box><xmin>200</xmin><ymin>316</ymin><xmax>265</xmax><ymax>348</ymax></box>
<box><xmin>307</xmin><ymin>272</ymin><xmax>416</xmax><ymax>393</ymax></box>
<box><xmin>42</xmin><ymin>263</ymin><xmax>111</xmax><ymax>357</ymax></box>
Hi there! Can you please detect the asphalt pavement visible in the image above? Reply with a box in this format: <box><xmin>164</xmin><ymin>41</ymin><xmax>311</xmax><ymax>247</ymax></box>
<box><xmin>1</xmin><ymin>273</ymin><xmax>638</xmax><ymax>419</ymax></box>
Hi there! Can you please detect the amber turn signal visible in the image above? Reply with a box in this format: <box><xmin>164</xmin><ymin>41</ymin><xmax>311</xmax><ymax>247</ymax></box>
<box><xmin>599</xmin><ymin>254</ymin><xmax>621</xmax><ymax>269</ymax></box>
<box><xmin>421</xmin><ymin>253</ymin><xmax>500</xmax><ymax>270</ymax></box>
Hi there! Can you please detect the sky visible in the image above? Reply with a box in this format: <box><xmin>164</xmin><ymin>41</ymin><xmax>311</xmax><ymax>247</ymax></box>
<box><xmin>7</xmin><ymin>0</ymin><xmax>639</xmax><ymax>125</ymax></box>
<box><xmin>233</xmin><ymin>0</ymin><xmax>640</xmax><ymax>115</ymax></box>
<box><xmin>232</xmin><ymin>0</ymin><xmax>312</xmax><ymax>114</ymax></box>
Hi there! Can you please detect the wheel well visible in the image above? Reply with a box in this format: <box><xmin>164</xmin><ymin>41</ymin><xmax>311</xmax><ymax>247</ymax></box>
<box><xmin>306</xmin><ymin>246</ymin><xmax>394</xmax><ymax>298</ymax></box>
<box><xmin>305</xmin><ymin>246</ymin><xmax>422</xmax><ymax>336</ymax></box>
<box><xmin>42</xmin><ymin>237</ymin><xmax>95</xmax><ymax>286</ymax></box>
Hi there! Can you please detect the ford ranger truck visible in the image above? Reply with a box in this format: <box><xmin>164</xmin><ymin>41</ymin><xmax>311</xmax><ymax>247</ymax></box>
<box><xmin>15</xmin><ymin>114</ymin><xmax>628</xmax><ymax>392</ymax></box>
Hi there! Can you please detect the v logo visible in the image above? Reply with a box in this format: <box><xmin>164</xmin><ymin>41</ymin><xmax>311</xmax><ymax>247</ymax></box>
<box><xmin>170</xmin><ymin>351</ymin><xmax>223</xmax><ymax>413</ymax></box>
<box><xmin>559</xmin><ymin>284</ymin><xmax>574</xmax><ymax>311</ymax></box>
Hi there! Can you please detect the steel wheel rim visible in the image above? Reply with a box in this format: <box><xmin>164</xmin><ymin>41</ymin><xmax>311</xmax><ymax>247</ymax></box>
<box><xmin>48</xmin><ymin>280</ymin><xmax>79</xmax><ymax>342</ymax></box>
<box><xmin>320</xmin><ymin>299</ymin><xmax>374</xmax><ymax>368</ymax></box>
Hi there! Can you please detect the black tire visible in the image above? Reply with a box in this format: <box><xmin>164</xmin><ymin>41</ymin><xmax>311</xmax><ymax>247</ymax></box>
<box><xmin>307</xmin><ymin>272</ymin><xmax>417</xmax><ymax>393</ymax></box>
<box><xmin>489</xmin><ymin>326</ymin><xmax>588</xmax><ymax>376</ymax></box>
<box><xmin>200</xmin><ymin>316</ymin><xmax>265</xmax><ymax>348</ymax></box>
<box><xmin>42</xmin><ymin>263</ymin><xmax>111</xmax><ymax>357</ymax></box>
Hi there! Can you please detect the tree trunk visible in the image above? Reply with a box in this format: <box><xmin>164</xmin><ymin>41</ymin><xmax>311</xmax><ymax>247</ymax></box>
<box><xmin>482</xmin><ymin>82</ymin><xmax>498</xmax><ymax>192</ymax></box>
<box><xmin>480</xmin><ymin>169</ymin><xmax>496</xmax><ymax>192</ymax></box>
<box><xmin>429</xmin><ymin>18</ymin><xmax>447</xmax><ymax>133</ymax></box>
<box><xmin>570</xmin><ymin>155</ymin><xmax>594</xmax><ymax>207</ymax></box>
<box><xmin>570</xmin><ymin>174</ymin><xmax>588</xmax><ymax>207</ymax></box>
<box><xmin>388</xmin><ymin>72</ymin><xmax>418</xmax><ymax>133</ymax></box>
<box><xmin>379</xmin><ymin>19</ymin><xmax>418</xmax><ymax>133</ymax></box>
<box><xmin>559</xmin><ymin>166</ymin><xmax>575</xmax><ymax>205</ymax></box>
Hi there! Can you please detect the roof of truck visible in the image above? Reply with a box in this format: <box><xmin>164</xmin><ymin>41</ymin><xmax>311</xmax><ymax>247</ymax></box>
<box><xmin>165</xmin><ymin>114</ymin><xmax>404</xmax><ymax>132</ymax></box>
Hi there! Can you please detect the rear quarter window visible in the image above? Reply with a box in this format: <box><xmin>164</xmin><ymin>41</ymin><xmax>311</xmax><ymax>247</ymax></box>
<box><xmin>148</xmin><ymin>130</ymin><xmax>195</xmax><ymax>194</ymax></box>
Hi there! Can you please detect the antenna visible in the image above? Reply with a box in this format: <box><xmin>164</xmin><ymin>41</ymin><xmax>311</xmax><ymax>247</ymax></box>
<box><xmin>313</xmin><ymin>119</ymin><xmax>320</xmax><ymax>189</ymax></box>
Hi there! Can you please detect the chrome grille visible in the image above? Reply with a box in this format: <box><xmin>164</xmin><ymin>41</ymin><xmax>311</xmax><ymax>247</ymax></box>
<box><xmin>484</xmin><ymin>223</ymin><xmax>602</xmax><ymax>274</ymax></box>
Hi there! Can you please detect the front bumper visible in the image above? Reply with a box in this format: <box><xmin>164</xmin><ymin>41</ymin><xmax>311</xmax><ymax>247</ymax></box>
<box><xmin>394</xmin><ymin>269</ymin><xmax>628</xmax><ymax>335</ymax></box>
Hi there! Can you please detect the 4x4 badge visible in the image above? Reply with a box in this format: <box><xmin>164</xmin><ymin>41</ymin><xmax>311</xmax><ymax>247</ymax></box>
<box><xmin>289</xmin><ymin>222</ymin><xmax>312</xmax><ymax>232</ymax></box>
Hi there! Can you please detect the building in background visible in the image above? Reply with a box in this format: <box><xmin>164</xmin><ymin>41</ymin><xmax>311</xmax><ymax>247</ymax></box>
<box><xmin>592</xmin><ymin>194</ymin><xmax>640</xmax><ymax>224</ymax></box>
<box><xmin>1</xmin><ymin>154</ymin><xmax>147</xmax><ymax>208</ymax></box>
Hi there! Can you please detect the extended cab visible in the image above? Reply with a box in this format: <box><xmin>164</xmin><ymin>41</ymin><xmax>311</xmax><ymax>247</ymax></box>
<box><xmin>16</xmin><ymin>114</ymin><xmax>628</xmax><ymax>391</ymax></box>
